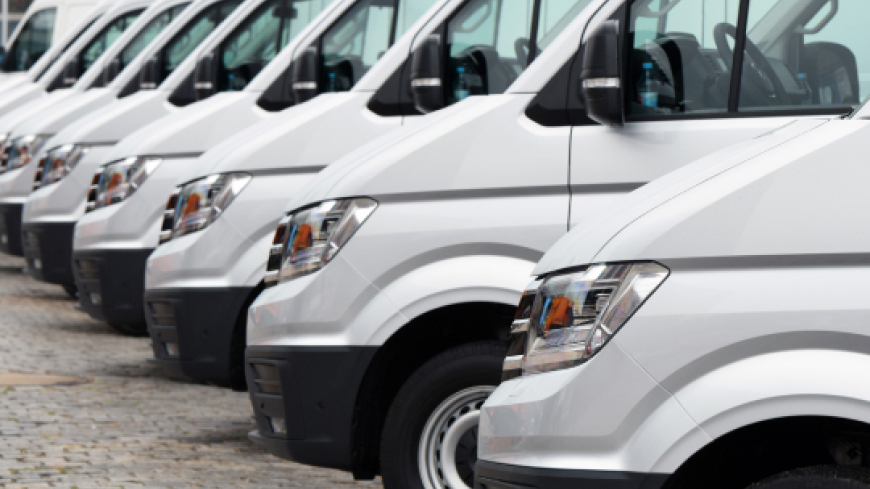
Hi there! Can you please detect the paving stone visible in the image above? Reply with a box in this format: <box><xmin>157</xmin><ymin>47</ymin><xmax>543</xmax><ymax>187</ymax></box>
<box><xmin>0</xmin><ymin>254</ymin><xmax>383</xmax><ymax>488</ymax></box>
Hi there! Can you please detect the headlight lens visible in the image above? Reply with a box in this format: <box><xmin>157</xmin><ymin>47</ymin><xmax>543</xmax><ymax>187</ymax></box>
<box><xmin>160</xmin><ymin>172</ymin><xmax>252</xmax><ymax>243</ymax></box>
<box><xmin>91</xmin><ymin>156</ymin><xmax>162</xmax><ymax>210</ymax></box>
<box><xmin>38</xmin><ymin>144</ymin><xmax>91</xmax><ymax>187</ymax></box>
<box><xmin>521</xmin><ymin>262</ymin><xmax>669</xmax><ymax>375</ymax></box>
<box><xmin>265</xmin><ymin>198</ymin><xmax>378</xmax><ymax>284</ymax></box>
<box><xmin>5</xmin><ymin>135</ymin><xmax>50</xmax><ymax>171</ymax></box>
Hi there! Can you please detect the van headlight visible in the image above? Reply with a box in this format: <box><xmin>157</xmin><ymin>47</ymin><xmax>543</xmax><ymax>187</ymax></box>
<box><xmin>265</xmin><ymin>198</ymin><xmax>377</xmax><ymax>285</ymax></box>
<box><xmin>6</xmin><ymin>134</ymin><xmax>50</xmax><ymax>171</ymax></box>
<box><xmin>40</xmin><ymin>144</ymin><xmax>91</xmax><ymax>186</ymax></box>
<box><xmin>519</xmin><ymin>262</ymin><xmax>669</xmax><ymax>375</ymax></box>
<box><xmin>163</xmin><ymin>172</ymin><xmax>252</xmax><ymax>242</ymax></box>
<box><xmin>92</xmin><ymin>156</ymin><xmax>162</xmax><ymax>210</ymax></box>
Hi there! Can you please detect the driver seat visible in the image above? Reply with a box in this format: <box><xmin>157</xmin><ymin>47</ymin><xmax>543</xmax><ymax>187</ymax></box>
<box><xmin>804</xmin><ymin>42</ymin><xmax>860</xmax><ymax>105</ymax></box>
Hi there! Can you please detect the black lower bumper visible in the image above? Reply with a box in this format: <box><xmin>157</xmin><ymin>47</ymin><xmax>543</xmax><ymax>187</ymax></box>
<box><xmin>245</xmin><ymin>345</ymin><xmax>378</xmax><ymax>471</ymax></box>
<box><xmin>72</xmin><ymin>248</ymin><xmax>153</xmax><ymax>327</ymax></box>
<box><xmin>145</xmin><ymin>286</ymin><xmax>255</xmax><ymax>387</ymax></box>
<box><xmin>0</xmin><ymin>202</ymin><xmax>23</xmax><ymax>256</ymax></box>
<box><xmin>22</xmin><ymin>221</ymin><xmax>76</xmax><ymax>286</ymax></box>
<box><xmin>474</xmin><ymin>461</ymin><xmax>669</xmax><ymax>489</ymax></box>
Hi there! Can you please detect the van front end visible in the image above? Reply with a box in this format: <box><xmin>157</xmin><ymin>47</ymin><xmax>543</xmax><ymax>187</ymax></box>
<box><xmin>22</xmin><ymin>144</ymin><xmax>115</xmax><ymax>288</ymax></box>
<box><xmin>72</xmin><ymin>155</ymin><xmax>200</xmax><ymax>336</ymax></box>
<box><xmin>143</xmin><ymin>170</ymin><xmax>318</xmax><ymax>388</ymax></box>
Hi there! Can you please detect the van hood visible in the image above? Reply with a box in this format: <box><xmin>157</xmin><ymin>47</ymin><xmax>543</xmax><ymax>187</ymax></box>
<box><xmin>176</xmin><ymin>92</ymin><xmax>356</xmax><ymax>185</ymax></box>
<box><xmin>533</xmin><ymin>118</ymin><xmax>849</xmax><ymax>276</ymax></box>
<box><xmin>0</xmin><ymin>88</ymin><xmax>73</xmax><ymax>136</ymax></box>
<box><xmin>48</xmin><ymin>90</ymin><xmax>167</xmax><ymax>147</ymax></box>
<box><xmin>12</xmin><ymin>88</ymin><xmax>111</xmax><ymax>138</ymax></box>
<box><xmin>105</xmin><ymin>91</ymin><xmax>260</xmax><ymax>163</ymax></box>
<box><xmin>282</xmin><ymin>95</ymin><xmax>513</xmax><ymax>213</ymax></box>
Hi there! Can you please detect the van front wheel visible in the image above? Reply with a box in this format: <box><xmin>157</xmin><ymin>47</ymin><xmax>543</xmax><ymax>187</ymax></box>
<box><xmin>750</xmin><ymin>467</ymin><xmax>870</xmax><ymax>488</ymax></box>
<box><xmin>380</xmin><ymin>341</ymin><xmax>506</xmax><ymax>489</ymax></box>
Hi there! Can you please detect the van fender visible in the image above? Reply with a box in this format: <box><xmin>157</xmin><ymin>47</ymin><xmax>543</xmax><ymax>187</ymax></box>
<box><xmin>351</xmin><ymin>254</ymin><xmax>537</xmax><ymax>346</ymax></box>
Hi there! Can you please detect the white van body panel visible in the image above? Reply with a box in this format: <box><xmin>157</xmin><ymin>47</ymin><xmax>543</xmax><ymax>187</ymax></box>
<box><xmin>479</xmin><ymin>119</ymin><xmax>870</xmax><ymax>478</ymax></box>
<box><xmin>533</xmin><ymin>118</ymin><xmax>831</xmax><ymax>275</ymax></box>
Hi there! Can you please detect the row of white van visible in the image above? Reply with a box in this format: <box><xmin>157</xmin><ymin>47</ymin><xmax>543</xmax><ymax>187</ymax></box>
<box><xmin>1</xmin><ymin>0</ymin><xmax>869</xmax><ymax>487</ymax></box>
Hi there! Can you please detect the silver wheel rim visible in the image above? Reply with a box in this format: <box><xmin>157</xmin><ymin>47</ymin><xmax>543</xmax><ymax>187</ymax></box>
<box><xmin>418</xmin><ymin>386</ymin><xmax>495</xmax><ymax>489</ymax></box>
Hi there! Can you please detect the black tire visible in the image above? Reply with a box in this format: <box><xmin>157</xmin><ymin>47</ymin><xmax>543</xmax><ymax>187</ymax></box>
<box><xmin>749</xmin><ymin>467</ymin><xmax>870</xmax><ymax>488</ymax></box>
<box><xmin>62</xmin><ymin>284</ymin><xmax>78</xmax><ymax>299</ymax></box>
<box><xmin>380</xmin><ymin>341</ymin><xmax>506</xmax><ymax>489</ymax></box>
<box><xmin>107</xmin><ymin>321</ymin><xmax>149</xmax><ymax>337</ymax></box>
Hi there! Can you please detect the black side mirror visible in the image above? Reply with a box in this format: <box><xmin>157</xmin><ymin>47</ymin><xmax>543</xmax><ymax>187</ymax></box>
<box><xmin>102</xmin><ymin>57</ymin><xmax>121</xmax><ymax>85</ymax></box>
<box><xmin>140</xmin><ymin>55</ymin><xmax>160</xmax><ymax>89</ymax></box>
<box><xmin>62</xmin><ymin>58</ymin><xmax>80</xmax><ymax>86</ymax></box>
<box><xmin>291</xmin><ymin>46</ymin><xmax>318</xmax><ymax>103</ymax></box>
<box><xmin>580</xmin><ymin>20</ymin><xmax>623</xmax><ymax>126</ymax></box>
<box><xmin>410</xmin><ymin>35</ymin><xmax>443</xmax><ymax>114</ymax></box>
<box><xmin>194</xmin><ymin>51</ymin><xmax>217</xmax><ymax>100</ymax></box>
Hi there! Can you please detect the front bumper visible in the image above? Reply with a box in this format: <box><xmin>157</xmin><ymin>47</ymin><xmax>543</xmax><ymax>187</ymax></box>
<box><xmin>245</xmin><ymin>345</ymin><xmax>378</xmax><ymax>471</ymax></box>
<box><xmin>145</xmin><ymin>286</ymin><xmax>254</xmax><ymax>386</ymax></box>
<box><xmin>72</xmin><ymin>248</ymin><xmax>154</xmax><ymax>326</ymax></box>
<box><xmin>0</xmin><ymin>202</ymin><xmax>23</xmax><ymax>255</ymax></box>
<box><xmin>22</xmin><ymin>221</ymin><xmax>76</xmax><ymax>286</ymax></box>
<box><xmin>474</xmin><ymin>461</ymin><xmax>668</xmax><ymax>489</ymax></box>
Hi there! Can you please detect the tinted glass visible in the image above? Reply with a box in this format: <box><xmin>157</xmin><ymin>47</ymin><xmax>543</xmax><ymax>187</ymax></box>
<box><xmin>627</xmin><ymin>0</ymin><xmax>740</xmax><ymax>116</ymax></box>
<box><xmin>320</xmin><ymin>0</ymin><xmax>437</xmax><ymax>92</ymax></box>
<box><xmin>119</xmin><ymin>3</ymin><xmax>189</xmax><ymax>70</ymax></box>
<box><xmin>217</xmin><ymin>0</ymin><xmax>330</xmax><ymax>91</ymax></box>
<box><xmin>159</xmin><ymin>0</ymin><xmax>242</xmax><ymax>85</ymax></box>
<box><xmin>79</xmin><ymin>10</ymin><xmax>143</xmax><ymax>73</ymax></box>
<box><xmin>739</xmin><ymin>0</ymin><xmax>870</xmax><ymax>111</ymax></box>
<box><xmin>3</xmin><ymin>7</ymin><xmax>56</xmax><ymax>72</ymax></box>
<box><xmin>444</xmin><ymin>0</ymin><xmax>591</xmax><ymax>105</ymax></box>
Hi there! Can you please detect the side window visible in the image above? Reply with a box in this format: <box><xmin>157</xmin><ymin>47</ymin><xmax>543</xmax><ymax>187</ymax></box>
<box><xmin>79</xmin><ymin>10</ymin><xmax>143</xmax><ymax>74</ymax></box>
<box><xmin>320</xmin><ymin>0</ymin><xmax>402</xmax><ymax>92</ymax></box>
<box><xmin>739</xmin><ymin>0</ymin><xmax>870</xmax><ymax>111</ymax></box>
<box><xmin>119</xmin><ymin>4</ymin><xmax>189</xmax><ymax>72</ymax></box>
<box><xmin>444</xmin><ymin>0</ymin><xmax>592</xmax><ymax>106</ymax></box>
<box><xmin>3</xmin><ymin>7</ymin><xmax>57</xmax><ymax>72</ymax></box>
<box><xmin>159</xmin><ymin>0</ymin><xmax>242</xmax><ymax>85</ymax></box>
<box><xmin>626</xmin><ymin>0</ymin><xmax>865</xmax><ymax>118</ymax></box>
<box><xmin>217</xmin><ymin>0</ymin><xmax>330</xmax><ymax>92</ymax></box>
<box><xmin>626</xmin><ymin>0</ymin><xmax>739</xmax><ymax>117</ymax></box>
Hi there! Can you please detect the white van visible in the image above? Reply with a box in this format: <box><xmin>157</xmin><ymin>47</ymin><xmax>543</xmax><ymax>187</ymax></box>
<box><xmin>141</xmin><ymin>0</ymin><xmax>570</xmax><ymax>391</ymax></box>
<box><xmin>0</xmin><ymin>0</ymin><xmax>149</xmax><ymax>129</ymax></box>
<box><xmin>475</xmin><ymin>103</ymin><xmax>870</xmax><ymax>489</ymax></box>
<box><xmin>0</xmin><ymin>0</ymin><xmax>102</xmax><ymax>85</ymax></box>
<box><xmin>68</xmin><ymin>0</ymin><xmax>363</xmax><ymax>336</ymax></box>
<box><xmin>244</xmin><ymin>0</ymin><xmax>870</xmax><ymax>487</ymax></box>
<box><xmin>25</xmin><ymin>0</ymin><xmax>337</xmax><ymax>313</ymax></box>
<box><xmin>0</xmin><ymin>0</ymin><xmax>155</xmax><ymax>256</ymax></box>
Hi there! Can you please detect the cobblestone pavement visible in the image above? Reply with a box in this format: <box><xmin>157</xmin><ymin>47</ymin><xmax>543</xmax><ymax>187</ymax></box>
<box><xmin>0</xmin><ymin>254</ymin><xmax>384</xmax><ymax>488</ymax></box>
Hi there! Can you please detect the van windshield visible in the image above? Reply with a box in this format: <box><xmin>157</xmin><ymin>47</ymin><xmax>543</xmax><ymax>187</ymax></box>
<box><xmin>156</xmin><ymin>0</ymin><xmax>242</xmax><ymax>87</ymax></box>
<box><xmin>444</xmin><ymin>0</ymin><xmax>593</xmax><ymax>105</ymax></box>
<box><xmin>319</xmin><ymin>0</ymin><xmax>438</xmax><ymax>92</ymax></box>
<box><xmin>119</xmin><ymin>3</ymin><xmax>190</xmax><ymax>72</ymax></box>
<box><xmin>216</xmin><ymin>0</ymin><xmax>332</xmax><ymax>92</ymax></box>
<box><xmin>78</xmin><ymin>9</ymin><xmax>144</xmax><ymax>75</ymax></box>
<box><xmin>1</xmin><ymin>7</ymin><xmax>57</xmax><ymax>72</ymax></box>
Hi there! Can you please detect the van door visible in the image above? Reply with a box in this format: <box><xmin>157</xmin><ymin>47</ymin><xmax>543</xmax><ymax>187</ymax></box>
<box><xmin>569</xmin><ymin>0</ymin><xmax>868</xmax><ymax>227</ymax></box>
